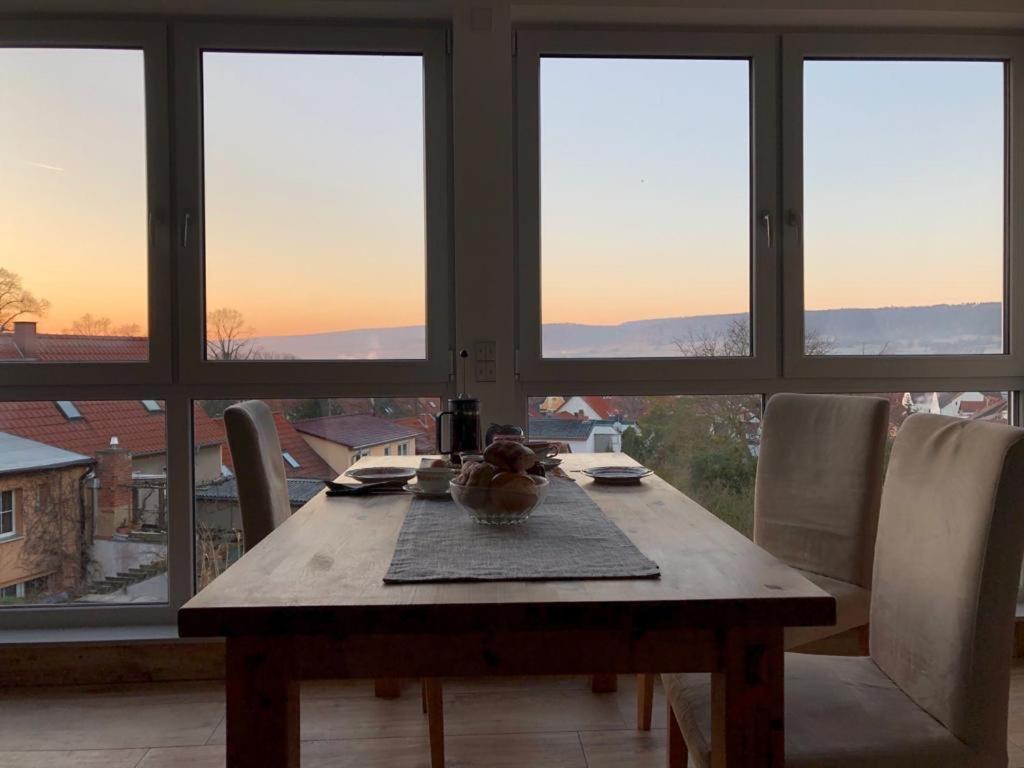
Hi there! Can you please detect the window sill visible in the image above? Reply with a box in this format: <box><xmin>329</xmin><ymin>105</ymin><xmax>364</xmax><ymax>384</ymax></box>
<box><xmin>0</xmin><ymin>534</ymin><xmax>23</xmax><ymax>545</ymax></box>
<box><xmin>0</xmin><ymin>624</ymin><xmax>191</xmax><ymax>646</ymax></box>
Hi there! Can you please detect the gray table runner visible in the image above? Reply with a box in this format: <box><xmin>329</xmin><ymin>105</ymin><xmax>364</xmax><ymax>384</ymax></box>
<box><xmin>384</xmin><ymin>478</ymin><xmax>660</xmax><ymax>583</ymax></box>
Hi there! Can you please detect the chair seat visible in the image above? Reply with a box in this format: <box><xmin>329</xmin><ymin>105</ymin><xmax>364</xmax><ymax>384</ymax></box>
<box><xmin>663</xmin><ymin>654</ymin><xmax>976</xmax><ymax>768</ymax></box>
<box><xmin>784</xmin><ymin>569</ymin><xmax>870</xmax><ymax>650</ymax></box>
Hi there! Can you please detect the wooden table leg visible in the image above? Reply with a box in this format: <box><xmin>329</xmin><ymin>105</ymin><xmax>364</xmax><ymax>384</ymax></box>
<box><xmin>591</xmin><ymin>673</ymin><xmax>618</xmax><ymax>693</ymax></box>
<box><xmin>226</xmin><ymin>636</ymin><xmax>299</xmax><ymax>768</ymax></box>
<box><xmin>424</xmin><ymin>679</ymin><xmax>445</xmax><ymax>768</ymax></box>
<box><xmin>710</xmin><ymin>627</ymin><xmax>783</xmax><ymax>768</ymax></box>
<box><xmin>637</xmin><ymin>673</ymin><xmax>655</xmax><ymax>730</ymax></box>
<box><xmin>374</xmin><ymin>678</ymin><xmax>401</xmax><ymax>699</ymax></box>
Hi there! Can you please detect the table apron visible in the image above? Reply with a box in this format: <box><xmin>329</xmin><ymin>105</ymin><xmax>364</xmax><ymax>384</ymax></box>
<box><xmin>280</xmin><ymin>627</ymin><xmax>731</xmax><ymax>679</ymax></box>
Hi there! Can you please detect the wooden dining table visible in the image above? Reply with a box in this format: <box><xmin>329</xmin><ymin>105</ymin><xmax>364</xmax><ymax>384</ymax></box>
<box><xmin>178</xmin><ymin>453</ymin><xmax>835</xmax><ymax>768</ymax></box>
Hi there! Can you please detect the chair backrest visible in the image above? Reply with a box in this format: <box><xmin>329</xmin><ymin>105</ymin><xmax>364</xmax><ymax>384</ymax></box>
<box><xmin>871</xmin><ymin>413</ymin><xmax>1024</xmax><ymax>754</ymax></box>
<box><xmin>224</xmin><ymin>400</ymin><xmax>292</xmax><ymax>549</ymax></box>
<box><xmin>754</xmin><ymin>393</ymin><xmax>889</xmax><ymax>587</ymax></box>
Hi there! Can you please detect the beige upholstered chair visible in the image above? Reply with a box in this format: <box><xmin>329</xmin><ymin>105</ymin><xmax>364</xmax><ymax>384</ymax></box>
<box><xmin>665</xmin><ymin>413</ymin><xmax>1024</xmax><ymax>768</ymax></box>
<box><xmin>224</xmin><ymin>401</ymin><xmax>446</xmax><ymax>768</ymax></box>
<box><xmin>635</xmin><ymin>393</ymin><xmax>889</xmax><ymax>729</ymax></box>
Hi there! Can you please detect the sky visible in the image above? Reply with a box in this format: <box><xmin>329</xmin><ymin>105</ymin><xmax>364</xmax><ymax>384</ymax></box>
<box><xmin>0</xmin><ymin>49</ymin><xmax>1006</xmax><ymax>339</ymax></box>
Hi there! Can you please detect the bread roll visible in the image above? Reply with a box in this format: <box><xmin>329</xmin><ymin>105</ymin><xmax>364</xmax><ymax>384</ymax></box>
<box><xmin>483</xmin><ymin>441</ymin><xmax>538</xmax><ymax>473</ymax></box>
<box><xmin>490</xmin><ymin>472</ymin><xmax>538</xmax><ymax>514</ymax></box>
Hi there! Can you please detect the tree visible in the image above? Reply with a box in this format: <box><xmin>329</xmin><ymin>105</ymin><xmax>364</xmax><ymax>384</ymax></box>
<box><xmin>63</xmin><ymin>313</ymin><xmax>140</xmax><ymax>337</ymax></box>
<box><xmin>206</xmin><ymin>307</ymin><xmax>258</xmax><ymax>361</ymax></box>
<box><xmin>0</xmin><ymin>268</ymin><xmax>49</xmax><ymax>332</ymax></box>
<box><xmin>674</xmin><ymin>318</ymin><xmax>836</xmax><ymax>357</ymax></box>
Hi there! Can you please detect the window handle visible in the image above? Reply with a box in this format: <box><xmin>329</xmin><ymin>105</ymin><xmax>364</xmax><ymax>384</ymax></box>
<box><xmin>761</xmin><ymin>210</ymin><xmax>773</xmax><ymax>250</ymax></box>
<box><xmin>181</xmin><ymin>212</ymin><xmax>192</xmax><ymax>249</ymax></box>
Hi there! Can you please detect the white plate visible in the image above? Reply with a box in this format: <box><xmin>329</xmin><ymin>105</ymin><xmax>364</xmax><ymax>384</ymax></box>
<box><xmin>581</xmin><ymin>466</ymin><xmax>653</xmax><ymax>485</ymax></box>
<box><xmin>404</xmin><ymin>483</ymin><xmax>451</xmax><ymax>499</ymax></box>
<box><xmin>346</xmin><ymin>466</ymin><xmax>416</xmax><ymax>486</ymax></box>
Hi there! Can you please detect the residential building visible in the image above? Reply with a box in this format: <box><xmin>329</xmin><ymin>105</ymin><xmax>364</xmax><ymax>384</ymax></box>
<box><xmin>0</xmin><ymin>432</ymin><xmax>93</xmax><ymax>602</ymax></box>
<box><xmin>292</xmin><ymin>414</ymin><xmax>423</xmax><ymax>472</ymax></box>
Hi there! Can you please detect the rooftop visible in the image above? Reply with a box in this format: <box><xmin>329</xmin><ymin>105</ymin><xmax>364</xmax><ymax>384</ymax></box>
<box><xmin>0</xmin><ymin>401</ymin><xmax>223</xmax><ymax>459</ymax></box>
<box><xmin>195</xmin><ymin>477</ymin><xmax>324</xmax><ymax>507</ymax></box>
<box><xmin>0</xmin><ymin>431</ymin><xmax>93</xmax><ymax>476</ymax></box>
<box><xmin>292</xmin><ymin>413</ymin><xmax>423</xmax><ymax>450</ymax></box>
<box><xmin>218</xmin><ymin>411</ymin><xmax>336</xmax><ymax>481</ymax></box>
<box><xmin>0</xmin><ymin>323</ymin><xmax>147</xmax><ymax>362</ymax></box>
<box><xmin>528</xmin><ymin>418</ymin><xmax>595</xmax><ymax>441</ymax></box>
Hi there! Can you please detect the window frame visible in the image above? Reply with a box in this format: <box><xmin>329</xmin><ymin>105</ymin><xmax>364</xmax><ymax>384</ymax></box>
<box><xmin>173</xmin><ymin>22</ymin><xmax>454</xmax><ymax>391</ymax></box>
<box><xmin>781</xmin><ymin>33</ymin><xmax>1024</xmax><ymax>379</ymax></box>
<box><xmin>514</xmin><ymin>29</ymin><xmax>780</xmax><ymax>385</ymax></box>
<box><xmin>0</xmin><ymin>20</ymin><xmax>173</xmax><ymax>387</ymax></box>
<box><xmin>0</xmin><ymin>489</ymin><xmax>15</xmax><ymax>539</ymax></box>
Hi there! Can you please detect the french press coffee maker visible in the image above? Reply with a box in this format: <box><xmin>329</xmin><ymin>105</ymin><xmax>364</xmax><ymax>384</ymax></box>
<box><xmin>435</xmin><ymin>396</ymin><xmax>482</xmax><ymax>461</ymax></box>
<box><xmin>436</xmin><ymin>350</ymin><xmax>483</xmax><ymax>461</ymax></box>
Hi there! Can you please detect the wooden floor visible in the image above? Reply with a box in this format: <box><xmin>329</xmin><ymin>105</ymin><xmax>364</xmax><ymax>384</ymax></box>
<box><xmin>3</xmin><ymin>664</ymin><xmax>1024</xmax><ymax>767</ymax></box>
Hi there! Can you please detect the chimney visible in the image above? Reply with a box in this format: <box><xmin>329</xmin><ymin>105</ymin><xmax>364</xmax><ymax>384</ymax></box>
<box><xmin>13</xmin><ymin>321</ymin><xmax>38</xmax><ymax>358</ymax></box>
<box><xmin>94</xmin><ymin>438</ymin><xmax>133</xmax><ymax>539</ymax></box>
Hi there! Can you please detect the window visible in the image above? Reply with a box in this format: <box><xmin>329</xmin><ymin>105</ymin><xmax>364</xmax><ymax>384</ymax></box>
<box><xmin>529</xmin><ymin>394</ymin><xmax>761</xmax><ymax>536</ymax></box>
<box><xmin>194</xmin><ymin>396</ymin><xmax>436</xmax><ymax>589</ymax></box>
<box><xmin>802</xmin><ymin>60</ymin><xmax>1005</xmax><ymax>356</ymax></box>
<box><xmin>0</xmin><ymin>490</ymin><xmax>15</xmax><ymax>537</ymax></box>
<box><xmin>141</xmin><ymin>399</ymin><xmax>163</xmax><ymax>413</ymax></box>
<box><xmin>398</xmin><ymin>442</ymin><xmax>409</xmax><ymax>456</ymax></box>
<box><xmin>201</xmin><ymin>52</ymin><xmax>428</xmax><ymax>361</ymax></box>
<box><xmin>0</xmin><ymin>47</ymin><xmax>149</xmax><ymax>362</ymax></box>
<box><xmin>55</xmin><ymin>401</ymin><xmax>82</xmax><ymax>420</ymax></box>
<box><xmin>538</xmin><ymin>57</ymin><xmax>751</xmax><ymax>358</ymax></box>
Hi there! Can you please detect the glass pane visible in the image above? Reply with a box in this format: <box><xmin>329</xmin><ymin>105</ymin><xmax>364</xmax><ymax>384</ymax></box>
<box><xmin>804</xmin><ymin>60</ymin><xmax>1004</xmax><ymax>355</ymax></box>
<box><xmin>0</xmin><ymin>400</ymin><xmax>170</xmax><ymax>606</ymax></box>
<box><xmin>850</xmin><ymin>390</ymin><xmax>1009</xmax><ymax>444</ymax></box>
<box><xmin>194</xmin><ymin>396</ymin><xmax>440</xmax><ymax>588</ymax></box>
<box><xmin>0</xmin><ymin>49</ymin><xmax>148</xmax><ymax>362</ymax></box>
<box><xmin>540</xmin><ymin>58</ymin><xmax>751</xmax><ymax>358</ymax></box>
<box><xmin>202</xmin><ymin>53</ymin><xmax>426</xmax><ymax>361</ymax></box>
<box><xmin>528</xmin><ymin>395</ymin><xmax>761</xmax><ymax>536</ymax></box>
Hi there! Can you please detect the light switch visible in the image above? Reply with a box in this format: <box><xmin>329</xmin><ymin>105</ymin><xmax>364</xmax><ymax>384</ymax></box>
<box><xmin>475</xmin><ymin>340</ymin><xmax>496</xmax><ymax>382</ymax></box>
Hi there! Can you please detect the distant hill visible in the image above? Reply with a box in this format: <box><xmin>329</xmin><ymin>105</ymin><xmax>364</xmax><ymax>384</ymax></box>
<box><xmin>253</xmin><ymin>302</ymin><xmax>1002</xmax><ymax>359</ymax></box>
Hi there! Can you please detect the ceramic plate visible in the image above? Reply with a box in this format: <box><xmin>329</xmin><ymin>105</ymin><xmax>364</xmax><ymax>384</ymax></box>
<box><xmin>581</xmin><ymin>466</ymin><xmax>653</xmax><ymax>485</ymax></box>
<box><xmin>404</xmin><ymin>483</ymin><xmax>451</xmax><ymax>499</ymax></box>
<box><xmin>539</xmin><ymin>457</ymin><xmax>563</xmax><ymax>469</ymax></box>
<box><xmin>345</xmin><ymin>466</ymin><xmax>416</xmax><ymax>486</ymax></box>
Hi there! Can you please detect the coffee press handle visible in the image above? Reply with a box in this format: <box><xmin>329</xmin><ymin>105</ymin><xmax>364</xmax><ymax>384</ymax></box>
<box><xmin>435</xmin><ymin>411</ymin><xmax>453</xmax><ymax>455</ymax></box>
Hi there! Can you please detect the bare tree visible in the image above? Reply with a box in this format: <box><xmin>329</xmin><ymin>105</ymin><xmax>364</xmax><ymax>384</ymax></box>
<box><xmin>63</xmin><ymin>313</ymin><xmax>140</xmax><ymax>337</ymax></box>
<box><xmin>0</xmin><ymin>268</ymin><xmax>49</xmax><ymax>332</ymax></box>
<box><xmin>206</xmin><ymin>307</ymin><xmax>258</xmax><ymax>360</ymax></box>
<box><xmin>675</xmin><ymin>318</ymin><xmax>837</xmax><ymax>357</ymax></box>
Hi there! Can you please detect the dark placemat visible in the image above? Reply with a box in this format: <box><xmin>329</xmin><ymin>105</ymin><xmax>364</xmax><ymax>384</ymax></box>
<box><xmin>383</xmin><ymin>477</ymin><xmax>660</xmax><ymax>583</ymax></box>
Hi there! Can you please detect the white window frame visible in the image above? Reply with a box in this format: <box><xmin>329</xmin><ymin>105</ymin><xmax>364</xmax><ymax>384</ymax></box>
<box><xmin>0</xmin><ymin>21</ymin><xmax>173</xmax><ymax>388</ymax></box>
<box><xmin>0</xmin><ymin>490</ymin><xmax>15</xmax><ymax>539</ymax></box>
<box><xmin>515</xmin><ymin>30</ymin><xmax>780</xmax><ymax>388</ymax></box>
<box><xmin>781</xmin><ymin>33</ymin><xmax>1024</xmax><ymax>380</ymax></box>
<box><xmin>173</xmin><ymin>23</ymin><xmax>454</xmax><ymax>392</ymax></box>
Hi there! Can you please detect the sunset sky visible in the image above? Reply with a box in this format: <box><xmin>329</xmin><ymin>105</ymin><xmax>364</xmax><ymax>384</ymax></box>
<box><xmin>0</xmin><ymin>49</ymin><xmax>1005</xmax><ymax>339</ymax></box>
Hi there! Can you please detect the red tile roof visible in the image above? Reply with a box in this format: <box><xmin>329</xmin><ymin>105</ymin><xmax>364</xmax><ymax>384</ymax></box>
<box><xmin>0</xmin><ymin>401</ymin><xmax>223</xmax><ymax>459</ymax></box>
<box><xmin>217</xmin><ymin>412</ymin><xmax>336</xmax><ymax>481</ymax></box>
<box><xmin>0</xmin><ymin>332</ymin><xmax>148</xmax><ymax>362</ymax></box>
<box><xmin>293</xmin><ymin>413</ymin><xmax>423</xmax><ymax>449</ymax></box>
<box><xmin>395</xmin><ymin>415</ymin><xmax>435</xmax><ymax>454</ymax></box>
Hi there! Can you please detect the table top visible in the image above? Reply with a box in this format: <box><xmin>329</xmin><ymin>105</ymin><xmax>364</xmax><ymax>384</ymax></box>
<box><xmin>178</xmin><ymin>453</ymin><xmax>834</xmax><ymax>638</ymax></box>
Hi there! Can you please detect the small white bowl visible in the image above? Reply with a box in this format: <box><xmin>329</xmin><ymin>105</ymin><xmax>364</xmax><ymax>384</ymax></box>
<box><xmin>416</xmin><ymin>466</ymin><xmax>457</xmax><ymax>494</ymax></box>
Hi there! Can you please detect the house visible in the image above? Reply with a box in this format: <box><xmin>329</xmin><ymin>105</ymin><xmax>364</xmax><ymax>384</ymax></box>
<box><xmin>529</xmin><ymin>415</ymin><xmax>637</xmax><ymax>454</ymax></box>
<box><xmin>292</xmin><ymin>414</ymin><xmax>423</xmax><ymax>472</ymax></box>
<box><xmin>0</xmin><ymin>432</ymin><xmax>93</xmax><ymax>602</ymax></box>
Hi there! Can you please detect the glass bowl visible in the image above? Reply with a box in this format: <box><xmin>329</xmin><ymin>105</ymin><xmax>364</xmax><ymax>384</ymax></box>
<box><xmin>450</xmin><ymin>474</ymin><xmax>549</xmax><ymax>525</ymax></box>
